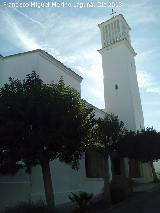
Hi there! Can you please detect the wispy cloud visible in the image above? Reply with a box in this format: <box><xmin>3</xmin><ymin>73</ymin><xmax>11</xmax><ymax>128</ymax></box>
<box><xmin>136</xmin><ymin>49</ymin><xmax>155</xmax><ymax>62</ymax></box>
<box><xmin>146</xmin><ymin>87</ymin><xmax>160</xmax><ymax>95</ymax></box>
<box><xmin>89</xmin><ymin>87</ymin><xmax>104</xmax><ymax>102</ymax></box>
<box><xmin>0</xmin><ymin>10</ymin><xmax>41</xmax><ymax>50</ymax></box>
<box><xmin>13</xmin><ymin>8</ymin><xmax>45</xmax><ymax>28</ymax></box>
<box><xmin>137</xmin><ymin>70</ymin><xmax>160</xmax><ymax>95</ymax></box>
<box><xmin>137</xmin><ymin>71</ymin><xmax>152</xmax><ymax>88</ymax></box>
<box><xmin>74</xmin><ymin>64</ymin><xmax>103</xmax><ymax>84</ymax></box>
<box><xmin>135</xmin><ymin>48</ymin><xmax>160</xmax><ymax>95</ymax></box>
<box><xmin>73</xmin><ymin>63</ymin><xmax>104</xmax><ymax>104</ymax></box>
<box><xmin>125</xmin><ymin>0</ymin><xmax>159</xmax><ymax>25</ymax></box>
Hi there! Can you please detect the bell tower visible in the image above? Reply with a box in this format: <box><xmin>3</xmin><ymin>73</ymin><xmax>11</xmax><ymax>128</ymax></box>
<box><xmin>98</xmin><ymin>14</ymin><xmax>144</xmax><ymax>131</ymax></box>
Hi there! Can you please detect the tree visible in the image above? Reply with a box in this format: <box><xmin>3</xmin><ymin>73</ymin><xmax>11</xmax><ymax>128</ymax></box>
<box><xmin>117</xmin><ymin>127</ymin><xmax>160</xmax><ymax>182</ymax></box>
<box><xmin>0</xmin><ymin>71</ymin><xmax>95</xmax><ymax>209</ymax></box>
<box><xmin>93</xmin><ymin>113</ymin><xmax>126</xmax><ymax>206</ymax></box>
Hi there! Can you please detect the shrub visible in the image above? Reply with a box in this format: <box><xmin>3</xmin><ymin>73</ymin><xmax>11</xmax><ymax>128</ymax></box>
<box><xmin>68</xmin><ymin>191</ymin><xmax>93</xmax><ymax>212</ymax></box>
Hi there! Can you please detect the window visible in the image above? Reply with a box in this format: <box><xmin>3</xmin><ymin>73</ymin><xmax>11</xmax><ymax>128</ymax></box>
<box><xmin>115</xmin><ymin>84</ymin><xmax>118</xmax><ymax>90</ymax></box>
<box><xmin>85</xmin><ymin>150</ymin><xmax>105</xmax><ymax>178</ymax></box>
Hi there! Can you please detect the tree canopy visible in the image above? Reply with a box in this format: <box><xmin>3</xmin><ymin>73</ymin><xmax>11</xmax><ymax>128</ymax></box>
<box><xmin>0</xmin><ymin>71</ymin><xmax>95</xmax><ymax>207</ymax></box>
<box><xmin>117</xmin><ymin>127</ymin><xmax>160</xmax><ymax>162</ymax></box>
<box><xmin>93</xmin><ymin>113</ymin><xmax>126</xmax><ymax>154</ymax></box>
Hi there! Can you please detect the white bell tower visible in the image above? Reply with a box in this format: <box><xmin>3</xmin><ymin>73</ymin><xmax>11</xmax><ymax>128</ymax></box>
<box><xmin>98</xmin><ymin>14</ymin><xmax>144</xmax><ymax>131</ymax></box>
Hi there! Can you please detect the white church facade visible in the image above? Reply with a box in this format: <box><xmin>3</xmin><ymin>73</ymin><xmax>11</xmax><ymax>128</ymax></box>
<box><xmin>0</xmin><ymin>14</ymin><xmax>152</xmax><ymax>209</ymax></box>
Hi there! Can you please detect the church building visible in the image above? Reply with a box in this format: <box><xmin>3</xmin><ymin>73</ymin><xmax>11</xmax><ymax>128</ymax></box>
<box><xmin>0</xmin><ymin>14</ymin><xmax>153</xmax><ymax>209</ymax></box>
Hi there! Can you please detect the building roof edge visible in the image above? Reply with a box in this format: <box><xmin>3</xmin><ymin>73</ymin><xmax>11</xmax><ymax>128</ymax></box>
<box><xmin>4</xmin><ymin>49</ymin><xmax>83</xmax><ymax>82</ymax></box>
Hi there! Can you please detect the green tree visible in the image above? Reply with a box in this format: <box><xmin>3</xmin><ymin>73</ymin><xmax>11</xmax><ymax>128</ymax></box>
<box><xmin>93</xmin><ymin>113</ymin><xmax>126</xmax><ymax>206</ymax></box>
<box><xmin>117</xmin><ymin>127</ymin><xmax>160</xmax><ymax>182</ymax></box>
<box><xmin>0</xmin><ymin>71</ymin><xmax>95</xmax><ymax>209</ymax></box>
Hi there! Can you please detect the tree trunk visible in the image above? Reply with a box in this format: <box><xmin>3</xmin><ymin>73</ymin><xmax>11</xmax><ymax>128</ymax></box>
<box><xmin>41</xmin><ymin>161</ymin><xmax>55</xmax><ymax>209</ymax></box>
<box><xmin>104</xmin><ymin>155</ymin><xmax>112</xmax><ymax>207</ymax></box>
<box><xmin>150</xmin><ymin>161</ymin><xmax>159</xmax><ymax>183</ymax></box>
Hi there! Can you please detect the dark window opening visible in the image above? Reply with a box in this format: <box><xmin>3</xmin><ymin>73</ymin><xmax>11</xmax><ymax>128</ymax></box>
<box><xmin>115</xmin><ymin>84</ymin><xmax>118</xmax><ymax>90</ymax></box>
<box><xmin>85</xmin><ymin>150</ymin><xmax>105</xmax><ymax>178</ymax></box>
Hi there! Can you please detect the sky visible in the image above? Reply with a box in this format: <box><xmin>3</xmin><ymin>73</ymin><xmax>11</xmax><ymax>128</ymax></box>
<box><xmin>0</xmin><ymin>0</ymin><xmax>160</xmax><ymax>131</ymax></box>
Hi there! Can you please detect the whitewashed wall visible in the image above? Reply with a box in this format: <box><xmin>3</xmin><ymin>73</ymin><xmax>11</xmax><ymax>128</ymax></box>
<box><xmin>30</xmin><ymin>158</ymin><xmax>104</xmax><ymax>205</ymax></box>
<box><xmin>1</xmin><ymin>50</ymin><xmax>81</xmax><ymax>93</ymax></box>
<box><xmin>0</xmin><ymin>170</ymin><xmax>30</xmax><ymax>209</ymax></box>
<box><xmin>0</xmin><ymin>157</ymin><xmax>105</xmax><ymax>209</ymax></box>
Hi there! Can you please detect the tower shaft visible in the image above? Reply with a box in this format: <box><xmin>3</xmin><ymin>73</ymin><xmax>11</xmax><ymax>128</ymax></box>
<box><xmin>98</xmin><ymin>15</ymin><xmax>144</xmax><ymax>131</ymax></box>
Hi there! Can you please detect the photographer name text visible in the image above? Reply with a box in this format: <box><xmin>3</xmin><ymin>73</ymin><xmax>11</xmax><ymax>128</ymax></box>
<box><xmin>1</xmin><ymin>1</ymin><xmax>123</xmax><ymax>8</ymax></box>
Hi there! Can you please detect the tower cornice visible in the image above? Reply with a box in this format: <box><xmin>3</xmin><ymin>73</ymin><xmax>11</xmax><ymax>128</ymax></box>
<box><xmin>98</xmin><ymin>14</ymin><xmax>131</xmax><ymax>31</ymax></box>
<box><xmin>98</xmin><ymin>14</ymin><xmax>132</xmax><ymax>50</ymax></box>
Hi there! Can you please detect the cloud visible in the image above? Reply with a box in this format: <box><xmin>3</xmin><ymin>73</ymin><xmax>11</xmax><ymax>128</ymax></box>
<box><xmin>137</xmin><ymin>70</ymin><xmax>160</xmax><ymax>95</ymax></box>
<box><xmin>13</xmin><ymin>8</ymin><xmax>45</xmax><ymax>28</ymax></box>
<box><xmin>136</xmin><ymin>49</ymin><xmax>155</xmax><ymax>62</ymax></box>
<box><xmin>0</xmin><ymin>10</ymin><xmax>41</xmax><ymax>50</ymax></box>
<box><xmin>137</xmin><ymin>71</ymin><xmax>152</xmax><ymax>88</ymax></box>
<box><xmin>73</xmin><ymin>63</ymin><xmax>104</xmax><ymax>104</ymax></box>
<box><xmin>136</xmin><ymin>49</ymin><xmax>160</xmax><ymax>95</ymax></box>
<box><xmin>89</xmin><ymin>87</ymin><xmax>104</xmax><ymax>102</ymax></box>
<box><xmin>13</xmin><ymin>25</ymin><xmax>41</xmax><ymax>50</ymax></box>
<box><xmin>125</xmin><ymin>0</ymin><xmax>158</xmax><ymax>25</ymax></box>
<box><xmin>1</xmin><ymin>7</ymin><xmax>100</xmax><ymax>60</ymax></box>
<box><xmin>146</xmin><ymin>87</ymin><xmax>160</xmax><ymax>95</ymax></box>
<box><xmin>74</xmin><ymin>64</ymin><xmax>103</xmax><ymax>83</ymax></box>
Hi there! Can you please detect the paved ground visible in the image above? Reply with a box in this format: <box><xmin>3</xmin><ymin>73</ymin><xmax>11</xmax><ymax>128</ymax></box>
<box><xmin>103</xmin><ymin>183</ymin><xmax>160</xmax><ymax>213</ymax></box>
<box><xmin>57</xmin><ymin>183</ymin><xmax>160</xmax><ymax>213</ymax></box>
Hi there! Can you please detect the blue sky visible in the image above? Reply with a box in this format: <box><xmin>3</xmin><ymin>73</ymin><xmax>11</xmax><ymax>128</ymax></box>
<box><xmin>0</xmin><ymin>0</ymin><xmax>160</xmax><ymax>131</ymax></box>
